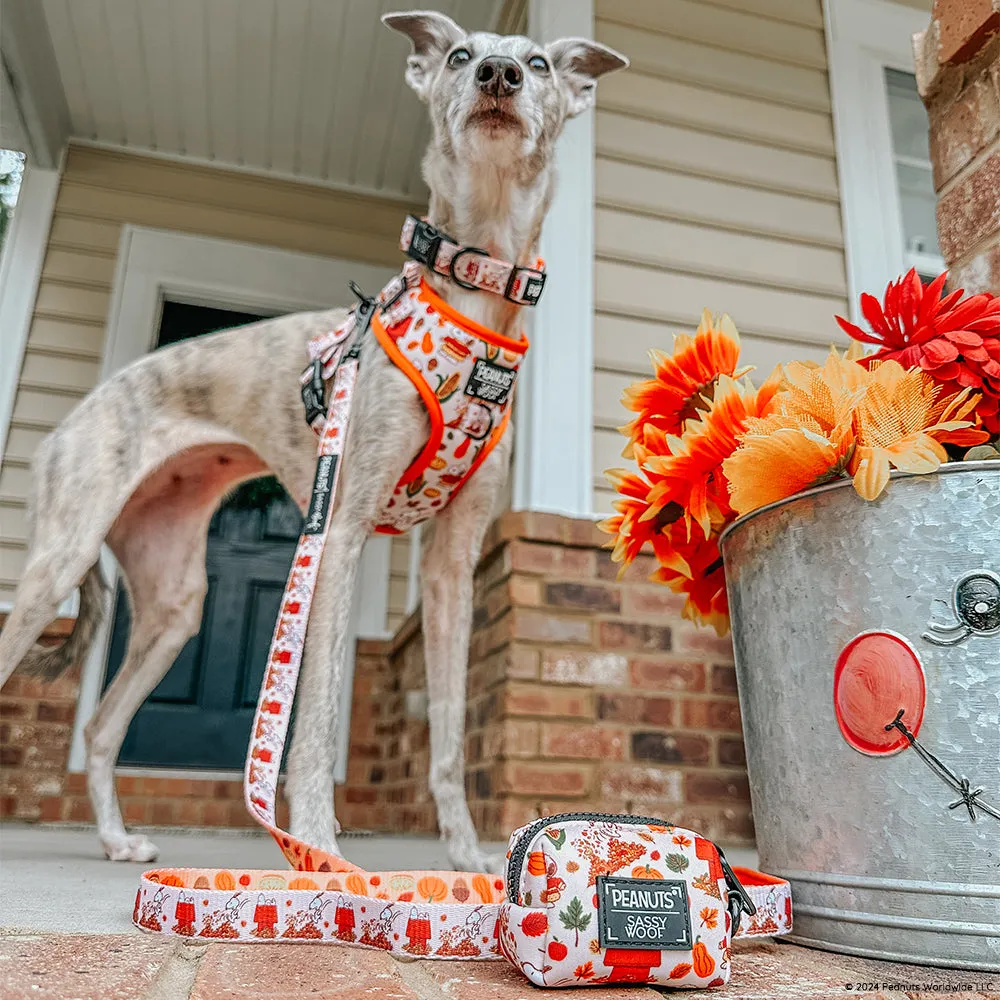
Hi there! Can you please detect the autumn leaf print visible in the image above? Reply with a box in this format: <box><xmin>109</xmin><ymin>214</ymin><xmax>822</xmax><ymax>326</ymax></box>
<box><xmin>520</xmin><ymin>912</ymin><xmax>548</xmax><ymax>937</ymax></box>
<box><xmin>559</xmin><ymin>897</ymin><xmax>592</xmax><ymax>946</ymax></box>
<box><xmin>692</xmin><ymin>872</ymin><xmax>722</xmax><ymax>900</ymax></box>
<box><xmin>700</xmin><ymin>907</ymin><xmax>719</xmax><ymax>930</ymax></box>
<box><xmin>544</xmin><ymin>827</ymin><xmax>566</xmax><ymax>850</ymax></box>
<box><xmin>669</xmin><ymin>962</ymin><xmax>693</xmax><ymax>979</ymax></box>
<box><xmin>665</xmin><ymin>853</ymin><xmax>690</xmax><ymax>873</ymax></box>
<box><xmin>574</xmin><ymin>961</ymin><xmax>595</xmax><ymax>980</ymax></box>
<box><xmin>672</xmin><ymin>834</ymin><xmax>692</xmax><ymax>848</ymax></box>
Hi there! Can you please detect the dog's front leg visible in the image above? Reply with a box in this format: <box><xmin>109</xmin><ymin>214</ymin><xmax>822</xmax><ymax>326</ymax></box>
<box><xmin>285</xmin><ymin>354</ymin><xmax>418</xmax><ymax>855</ymax></box>
<box><xmin>421</xmin><ymin>434</ymin><xmax>511</xmax><ymax>874</ymax></box>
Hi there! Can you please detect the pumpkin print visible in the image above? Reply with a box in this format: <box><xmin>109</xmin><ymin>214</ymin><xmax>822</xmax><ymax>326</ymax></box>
<box><xmin>631</xmin><ymin>864</ymin><xmax>664</xmax><ymax>879</ymax></box>
<box><xmin>258</xmin><ymin>875</ymin><xmax>286</xmax><ymax>890</ymax></box>
<box><xmin>526</xmin><ymin>851</ymin><xmax>547</xmax><ymax>876</ymax></box>
<box><xmin>389</xmin><ymin>874</ymin><xmax>415</xmax><ymax>897</ymax></box>
<box><xmin>288</xmin><ymin>878</ymin><xmax>318</xmax><ymax>890</ymax></box>
<box><xmin>472</xmin><ymin>874</ymin><xmax>493</xmax><ymax>903</ymax></box>
<box><xmin>693</xmin><ymin>938</ymin><xmax>716</xmax><ymax>978</ymax></box>
<box><xmin>417</xmin><ymin>876</ymin><xmax>448</xmax><ymax>903</ymax></box>
<box><xmin>345</xmin><ymin>874</ymin><xmax>367</xmax><ymax>896</ymax></box>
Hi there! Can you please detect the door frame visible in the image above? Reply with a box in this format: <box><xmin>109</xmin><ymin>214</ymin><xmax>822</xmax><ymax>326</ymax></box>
<box><xmin>68</xmin><ymin>225</ymin><xmax>394</xmax><ymax>783</ymax></box>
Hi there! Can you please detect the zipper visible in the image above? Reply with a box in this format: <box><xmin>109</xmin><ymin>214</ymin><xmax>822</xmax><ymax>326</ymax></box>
<box><xmin>505</xmin><ymin>811</ymin><xmax>671</xmax><ymax>902</ymax></box>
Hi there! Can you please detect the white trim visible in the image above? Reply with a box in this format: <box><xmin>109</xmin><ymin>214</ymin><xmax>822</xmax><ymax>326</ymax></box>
<box><xmin>68</xmin><ymin>227</ymin><xmax>395</xmax><ymax>785</ymax></box>
<box><xmin>0</xmin><ymin>164</ymin><xmax>60</xmax><ymax>466</ymax></box>
<box><xmin>825</xmin><ymin>0</ymin><xmax>935</xmax><ymax>321</ymax></box>
<box><xmin>514</xmin><ymin>0</ymin><xmax>595</xmax><ymax>517</ymax></box>
<box><xmin>405</xmin><ymin>525</ymin><xmax>422</xmax><ymax>615</ymax></box>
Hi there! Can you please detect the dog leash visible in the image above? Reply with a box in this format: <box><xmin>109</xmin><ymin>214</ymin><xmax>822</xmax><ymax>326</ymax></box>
<box><xmin>133</xmin><ymin>262</ymin><xmax>790</xmax><ymax>956</ymax></box>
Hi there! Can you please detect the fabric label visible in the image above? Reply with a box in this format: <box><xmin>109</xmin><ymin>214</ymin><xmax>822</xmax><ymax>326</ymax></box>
<box><xmin>465</xmin><ymin>358</ymin><xmax>515</xmax><ymax>405</ymax></box>
<box><xmin>596</xmin><ymin>876</ymin><xmax>693</xmax><ymax>950</ymax></box>
<box><xmin>304</xmin><ymin>454</ymin><xmax>337</xmax><ymax>535</ymax></box>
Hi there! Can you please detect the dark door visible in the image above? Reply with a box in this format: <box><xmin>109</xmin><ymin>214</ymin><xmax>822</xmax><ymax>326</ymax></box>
<box><xmin>104</xmin><ymin>301</ymin><xmax>303</xmax><ymax>769</ymax></box>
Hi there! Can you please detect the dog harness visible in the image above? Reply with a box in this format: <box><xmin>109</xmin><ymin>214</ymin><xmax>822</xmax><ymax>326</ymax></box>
<box><xmin>300</xmin><ymin>218</ymin><xmax>535</xmax><ymax>534</ymax></box>
<box><xmin>131</xmin><ymin>217</ymin><xmax>791</xmax><ymax>960</ymax></box>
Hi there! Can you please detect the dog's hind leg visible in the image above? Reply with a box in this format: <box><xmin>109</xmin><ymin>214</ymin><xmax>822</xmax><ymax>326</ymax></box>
<box><xmin>420</xmin><ymin>435</ymin><xmax>511</xmax><ymax>874</ymax></box>
<box><xmin>86</xmin><ymin>451</ymin><xmax>240</xmax><ymax>862</ymax></box>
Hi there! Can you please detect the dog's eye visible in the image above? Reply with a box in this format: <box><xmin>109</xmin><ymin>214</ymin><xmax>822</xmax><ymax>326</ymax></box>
<box><xmin>447</xmin><ymin>48</ymin><xmax>471</xmax><ymax>68</ymax></box>
<box><xmin>527</xmin><ymin>54</ymin><xmax>549</xmax><ymax>73</ymax></box>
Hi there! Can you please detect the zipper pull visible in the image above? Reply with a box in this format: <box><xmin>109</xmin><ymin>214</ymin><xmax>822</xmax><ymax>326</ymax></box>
<box><xmin>717</xmin><ymin>847</ymin><xmax>756</xmax><ymax>937</ymax></box>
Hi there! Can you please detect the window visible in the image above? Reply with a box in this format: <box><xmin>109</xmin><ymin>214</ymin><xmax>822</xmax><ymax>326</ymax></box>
<box><xmin>884</xmin><ymin>68</ymin><xmax>944</xmax><ymax>281</ymax></box>
<box><xmin>826</xmin><ymin>0</ymin><xmax>939</xmax><ymax>321</ymax></box>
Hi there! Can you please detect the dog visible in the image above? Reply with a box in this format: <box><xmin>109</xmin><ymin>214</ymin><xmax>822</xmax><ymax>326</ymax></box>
<box><xmin>0</xmin><ymin>10</ymin><xmax>626</xmax><ymax>873</ymax></box>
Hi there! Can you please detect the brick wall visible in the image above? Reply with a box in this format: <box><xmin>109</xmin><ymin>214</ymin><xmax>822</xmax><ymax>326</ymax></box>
<box><xmin>916</xmin><ymin>0</ymin><xmax>1000</xmax><ymax>293</ymax></box>
<box><xmin>3</xmin><ymin>513</ymin><xmax>753</xmax><ymax>845</ymax></box>
<box><xmin>338</xmin><ymin>512</ymin><xmax>753</xmax><ymax>846</ymax></box>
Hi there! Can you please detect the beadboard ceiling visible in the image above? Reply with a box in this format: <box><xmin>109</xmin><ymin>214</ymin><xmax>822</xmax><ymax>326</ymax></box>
<box><xmin>38</xmin><ymin>0</ymin><xmax>516</xmax><ymax>199</ymax></box>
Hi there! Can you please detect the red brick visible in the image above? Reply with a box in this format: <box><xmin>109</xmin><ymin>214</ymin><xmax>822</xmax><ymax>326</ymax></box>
<box><xmin>508</xmin><ymin>539</ymin><xmax>595</xmax><ymax>579</ymax></box>
<box><xmin>202</xmin><ymin>800</ymin><xmax>228</xmax><ymax>825</ymax></box>
<box><xmin>36</xmin><ymin>701</ymin><xmax>75</xmax><ymax>723</ymax></box>
<box><xmin>717</xmin><ymin>737</ymin><xmax>747</xmax><ymax>767</ymax></box>
<box><xmin>39</xmin><ymin>795</ymin><xmax>64</xmax><ymax>821</ymax></box>
<box><xmin>596</xmin><ymin>549</ymin><xmax>657</xmax><ymax>582</ymax></box>
<box><xmin>541</xmin><ymin>722</ymin><xmax>626</xmax><ymax>760</ymax></box>
<box><xmin>670</xmin><ymin>804</ymin><xmax>755</xmax><ymax>844</ymax></box>
<box><xmin>150</xmin><ymin>800</ymin><xmax>176</xmax><ymax>825</ymax></box>
<box><xmin>504</xmin><ymin>682</ymin><xmax>594</xmax><ymax>719</ymax></box>
<box><xmin>508</xmin><ymin>574</ymin><xmax>542</xmax><ymax>607</ymax></box>
<box><xmin>599</xmin><ymin>620</ymin><xmax>672</xmax><ymax>652</ymax></box>
<box><xmin>622</xmin><ymin>585</ymin><xmax>687</xmax><ymax>618</ymax></box>
<box><xmin>0</xmin><ymin>745</ymin><xmax>22</xmax><ymax>767</ymax></box>
<box><xmin>599</xmin><ymin>764</ymin><xmax>683</xmax><ymax>804</ymax></box>
<box><xmin>938</xmin><ymin>148</ymin><xmax>1000</xmax><ymax>261</ymax></box>
<box><xmin>507</xmin><ymin>645</ymin><xmax>540</xmax><ymax>679</ymax></box>
<box><xmin>711</xmin><ymin>663</ymin><xmax>738</xmax><ymax>694</ymax></box>
<box><xmin>671</xmin><ymin>622</ymin><xmax>735</xmax><ymax>660</ymax></box>
<box><xmin>502</xmin><ymin>719</ymin><xmax>540</xmax><ymax>757</ymax></box>
<box><xmin>933</xmin><ymin>0</ymin><xmax>1000</xmax><ymax>64</ymax></box>
<box><xmin>510</xmin><ymin>607</ymin><xmax>593</xmax><ymax>644</ymax></box>
<box><xmin>540</xmin><ymin>649</ymin><xmax>628</xmax><ymax>686</ymax></box>
<box><xmin>951</xmin><ymin>236</ymin><xmax>1000</xmax><ymax>293</ymax></box>
<box><xmin>123</xmin><ymin>799</ymin><xmax>149</xmax><ymax>824</ymax></box>
<box><xmin>500</xmin><ymin>761</ymin><xmax>590</xmax><ymax>796</ymax></box>
<box><xmin>630</xmin><ymin>658</ymin><xmax>705</xmax><ymax>692</ymax></box>
<box><xmin>686</xmin><ymin>773</ymin><xmax>751</xmax><ymax>804</ymax></box>
<box><xmin>544</xmin><ymin>581</ymin><xmax>621</xmax><ymax>612</ymax></box>
<box><xmin>930</xmin><ymin>73</ymin><xmax>1000</xmax><ymax>186</ymax></box>
<box><xmin>65</xmin><ymin>771</ymin><xmax>87</xmax><ymax>794</ymax></box>
<box><xmin>632</xmin><ymin>731</ymin><xmax>711</xmax><ymax>765</ymax></box>
<box><xmin>681</xmin><ymin>698</ymin><xmax>742</xmax><ymax>731</ymax></box>
<box><xmin>0</xmin><ymin>700</ymin><xmax>30</xmax><ymax>719</ymax></box>
<box><xmin>597</xmin><ymin>693</ymin><xmax>674</xmax><ymax>726</ymax></box>
<box><xmin>68</xmin><ymin>797</ymin><xmax>93</xmax><ymax>822</ymax></box>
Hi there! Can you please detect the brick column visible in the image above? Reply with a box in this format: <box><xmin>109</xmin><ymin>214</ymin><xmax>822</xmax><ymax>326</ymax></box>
<box><xmin>339</xmin><ymin>512</ymin><xmax>753</xmax><ymax>846</ymax></box>
<box><xmin>916</xmin><ymin>0</ymin><xmax>1000</xmax><ymax>292</ymax></box>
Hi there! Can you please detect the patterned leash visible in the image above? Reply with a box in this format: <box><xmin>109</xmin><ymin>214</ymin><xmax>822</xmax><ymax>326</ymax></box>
<box><xmin>132</xmin><ymin>277</ymin><xmax>789</xmax><ymax>954</ymax></box>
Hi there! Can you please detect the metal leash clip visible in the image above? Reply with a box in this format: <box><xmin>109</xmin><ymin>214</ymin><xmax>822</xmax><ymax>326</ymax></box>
<box><xmin>717</xmin><ymin>847</ymin><xmax>757</xmax><ymax>937</ymax></box>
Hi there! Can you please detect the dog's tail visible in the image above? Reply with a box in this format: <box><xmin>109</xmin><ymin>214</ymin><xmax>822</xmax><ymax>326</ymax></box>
<box><xmin>19</xmin><ymin>563</ymin><xmax>108</xmax><ymax>679</ymax></box>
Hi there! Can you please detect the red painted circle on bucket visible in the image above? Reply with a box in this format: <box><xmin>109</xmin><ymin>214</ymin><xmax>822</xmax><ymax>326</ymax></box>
<box><xmin>833</xmin><ymin>631</ymin><xmax>926</xmax><ymax>755</ymax></box>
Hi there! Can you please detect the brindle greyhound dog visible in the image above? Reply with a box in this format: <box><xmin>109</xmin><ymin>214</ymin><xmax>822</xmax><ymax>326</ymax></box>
<box><xmin>0</xmin><ymin>10</ymin><xmax>626</xmax><ymax>873</ymax></box>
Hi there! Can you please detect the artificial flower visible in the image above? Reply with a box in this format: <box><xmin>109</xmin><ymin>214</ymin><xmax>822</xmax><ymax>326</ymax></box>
<box><xmin>849</xmin><ymin>361</ymin><xmax>986</xmax><ymax>500</ymax></box>
<box><xmin>640</xmin><ymin>370</ymin><xmax>782</xmax><ymax>538</ymax></box>
<box><xmin>650</xmin><ymin>527</ymin><xmax>729</xmax><ymax>636</ymax></box>
<box><xmin>836</xmin><ymin>270</ymin><xmax>1000</xmax><ymax>435</ymax></box>
<box><xmin>619</xmin><ymin>309</ymin><xmax>750</xmax><ymax>457</ymax></box>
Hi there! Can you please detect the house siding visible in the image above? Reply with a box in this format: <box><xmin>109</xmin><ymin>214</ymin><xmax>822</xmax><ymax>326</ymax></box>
<box><xmin>0</xmin><ymin>144</ymin><xmax>419</xmax><ymax>627</ymax></box>
<box><xmin>592</xmin><ymin>0</ymin><xmax>851</xmax><ymax>511</ymax></box>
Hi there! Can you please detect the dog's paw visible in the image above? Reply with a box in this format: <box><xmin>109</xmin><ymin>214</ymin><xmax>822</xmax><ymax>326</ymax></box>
<box><xmin>103</xmin><ymin>833</ymin><xmax>160</xmax><ymax>863</ymax></box>
<box><xmin>449</xmin><ymin>844</ymin><xmax>505</xmax><ymax>876</ymax></box>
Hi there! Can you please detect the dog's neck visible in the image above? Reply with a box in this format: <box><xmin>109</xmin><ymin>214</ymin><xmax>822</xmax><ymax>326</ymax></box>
<box><xmin>422</xmin><ymin>150</ymin><xmax>555</xmax><ymax>338</ymax></box>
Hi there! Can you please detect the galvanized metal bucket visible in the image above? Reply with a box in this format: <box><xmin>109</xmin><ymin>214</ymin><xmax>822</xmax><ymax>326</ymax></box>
<box><xmin>720</xmin><ymin>461</ymin><xmax>1000</xmax><ymax>972</ymax></box>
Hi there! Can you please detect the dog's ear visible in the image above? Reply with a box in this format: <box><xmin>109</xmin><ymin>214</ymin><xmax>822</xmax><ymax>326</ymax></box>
<box><xmin>383</xmin><ymin>10</ymin><xmax>466</xmax><ymax>101</ymax></box>
<box><xmin>546</xmin><ymin>39</ymin><xmax>628</xmax><ymax>118</ymax></box>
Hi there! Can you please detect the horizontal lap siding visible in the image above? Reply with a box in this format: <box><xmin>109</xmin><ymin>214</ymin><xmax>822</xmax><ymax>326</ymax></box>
<box><xmin>0</xmin><ymin>145</ymin><xmax>417</xmax><ymax>620</ymax></box>
<box><xmin>592</xmin><ymin>0</ymin><xmax>850</xmax><ymax>513</ymax></box>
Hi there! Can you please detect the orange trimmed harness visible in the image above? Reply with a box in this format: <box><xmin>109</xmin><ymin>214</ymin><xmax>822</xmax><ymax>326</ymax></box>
<box><xmin>300</xmin><ymin>219</ymin><xmax>539</xmax><ymax>533</ymax></box>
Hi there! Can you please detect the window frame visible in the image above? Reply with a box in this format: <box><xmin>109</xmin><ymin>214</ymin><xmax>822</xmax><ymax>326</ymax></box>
<box><xmin>825</xmin><ymin>0</ymin><xmax>941</xmax><ymax>322</ymax></box>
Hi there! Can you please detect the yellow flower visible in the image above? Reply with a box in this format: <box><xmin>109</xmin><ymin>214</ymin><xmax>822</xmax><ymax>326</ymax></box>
<box><xmin>849</xmin><ymin>361</ymin><xmax>982</xmax><ymax>500</ymax></box>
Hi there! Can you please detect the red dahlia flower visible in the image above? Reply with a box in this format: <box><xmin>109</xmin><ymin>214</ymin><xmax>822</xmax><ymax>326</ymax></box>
<box><xmin>835</xmin><ymin>269</ymin><xmax>1000</xmax><ymax>435</ymax></box>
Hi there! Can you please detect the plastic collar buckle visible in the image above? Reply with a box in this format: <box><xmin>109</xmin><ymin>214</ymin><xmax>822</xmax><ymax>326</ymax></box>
<box><xmin>405</xmin><ymin>219</ymin><xmax>443</xmax><ymax>270</ymax></box>
<box><xmin>505</xmin><ymin>267</ymin><xmax>546</xmax><ymax>306</ymax></box>
<box><xmin>718</xmin><ymin>847</ymin><xmax>756</xmax><ymax>937</ymax></box>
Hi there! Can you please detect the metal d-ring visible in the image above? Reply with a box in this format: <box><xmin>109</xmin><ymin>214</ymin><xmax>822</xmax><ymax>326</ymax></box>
<box><xmin>449</xmin><ymin>247</ymin><xmax>489</xmax><ymax>290</ymax></box>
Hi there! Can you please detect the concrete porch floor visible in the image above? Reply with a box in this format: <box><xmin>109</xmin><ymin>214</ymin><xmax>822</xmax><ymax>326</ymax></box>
<box><xmin>1</xmin><ymin>824</ymin><xmax>995</xmax><ymax>999</ymax></box>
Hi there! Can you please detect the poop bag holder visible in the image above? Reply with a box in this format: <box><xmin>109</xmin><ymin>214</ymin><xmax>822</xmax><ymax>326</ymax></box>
<box><xmin>497</xmin><ymin>812</ymin><xmax>791</xmax><ymax>989</ymax></box>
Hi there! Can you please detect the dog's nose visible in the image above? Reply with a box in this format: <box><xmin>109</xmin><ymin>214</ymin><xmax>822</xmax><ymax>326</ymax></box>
<box><xmin>476</xmin><ymin>56</ymin><xmax>522</xmax><ymax>95</ymax></box>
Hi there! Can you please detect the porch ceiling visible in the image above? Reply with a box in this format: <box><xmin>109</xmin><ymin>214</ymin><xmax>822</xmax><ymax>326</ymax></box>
<box><xmin>38</xmin><ymin>0</ymin><xmax>514</xmax><ymax>200</ymax></box>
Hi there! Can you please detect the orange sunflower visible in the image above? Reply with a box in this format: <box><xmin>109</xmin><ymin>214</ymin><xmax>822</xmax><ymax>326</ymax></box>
<box><xmin>650</xmin><ymin>526</ymin><xmax>729</xmax><ymax>636</ymax></box>
<box><xmin>619</xmin><ymin>310</ymin><xmax>751</xmax><ymax>457</ymax></box>
<box><xmin>640</xmin><ymin>370</ymin><xmax>782</xmax><ymax>538</ymax></box>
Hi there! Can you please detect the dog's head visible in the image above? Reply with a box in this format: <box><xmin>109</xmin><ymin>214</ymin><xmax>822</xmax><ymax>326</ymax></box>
<box><xmin>383</xmin><ymin>10</ymin><xmax>627</xmax><ymax>170</ymax></box>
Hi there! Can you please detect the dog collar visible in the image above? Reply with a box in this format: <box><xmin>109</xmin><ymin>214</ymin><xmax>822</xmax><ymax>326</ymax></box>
<box><xmin>401</xmin><ymin>215</ymin><xmax>546</xmax><ymax>306</ymax></box>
